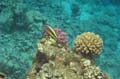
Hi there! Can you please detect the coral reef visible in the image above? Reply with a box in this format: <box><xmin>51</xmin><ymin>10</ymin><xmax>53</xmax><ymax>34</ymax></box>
<box><xmin>0</xmin><ymin>0</ymin><xmax>119</xmax><ymax>79</ymax></box>
<box><xmin>74</xmin><ymin>32</ymin><xmax>103</xmax><ymax>56</ymax></box>
<box><xmin>42</xmin><ymin>25</ymin><xmax>68</xmax><ymax>46</ymax></box>
<box><xmin>26</xmin><ymin>27</ymin><xmax>110</xmax><ymax>79</ymax></box>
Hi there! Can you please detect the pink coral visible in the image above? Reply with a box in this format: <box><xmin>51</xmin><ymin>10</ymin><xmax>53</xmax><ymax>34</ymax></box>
<box><xmin>54</xmin><ymin>28</ymin><xmax>67</xmax><ymax>45</ymax></box>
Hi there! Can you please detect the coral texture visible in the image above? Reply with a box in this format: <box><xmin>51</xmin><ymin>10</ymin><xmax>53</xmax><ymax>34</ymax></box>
<box><xmin>26</xmin><ymin>27</ymin><xmax>110</xmax><ymax>79</ymax></box>
<box><xmin>0</xmin><ymin>0</ymin><xmax>119</xmax><ymax>79</ymax></box>
<box><xmin>54</xmin><ymin>28</ymin><xmax>67</xmax><ymax>45</ymax></box>
<box><xmin>42</xmin><ymin>25</ymin><xmax>68</xmax><ymax>46</ymax></box>
<box><xmin>74</xmin><ymin>32</ymin><xmax>103</xmax><ymax>55</ymax></box>
<box><xmin>27</xmin><ymin>44</ymin><xmax>110</xmax><ymax>79</ymax></box>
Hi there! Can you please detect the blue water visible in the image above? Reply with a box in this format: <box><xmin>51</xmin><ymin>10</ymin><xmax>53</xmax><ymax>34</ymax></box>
<box><xmin>0</xmin><ymin>0</ymin><xmax>120</xmax><ymax>79</ymax></box>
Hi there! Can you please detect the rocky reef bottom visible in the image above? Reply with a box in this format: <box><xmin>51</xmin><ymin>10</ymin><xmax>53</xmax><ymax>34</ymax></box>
<box><xmin>26</xmin><ymin>26</ymin><xmax>111</xmax><ymax>79</ymax></box>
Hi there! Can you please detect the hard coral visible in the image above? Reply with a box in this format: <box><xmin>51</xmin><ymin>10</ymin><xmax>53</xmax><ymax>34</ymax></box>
<box><xmin>27</xmin><ymin>42</ymin><xmax>110</xmax><ymax>79</ymax></box>
<box><xmin>26</xmin><ymin>27</ymin><xmax>110</xmax><ymax>79</ymax></box>
<box><xmin>80</xmin><ymin>58</ymin><xmax>110</xmax><ymax>79</ymax></box>
<box><xmin>74</xmin><ymin>32</ymin><xmax>103</xmax><ymax>55</ymax></box>
<box><xmin>54</xmin><ymin>28</ymin><xmax>67</xmax><ymax>45</ymax></box>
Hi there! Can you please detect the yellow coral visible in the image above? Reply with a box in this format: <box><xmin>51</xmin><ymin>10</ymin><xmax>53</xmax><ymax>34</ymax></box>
<box><xmin>74</xmin><ymin>32</ymin><xmax>103</xmax><ymax>55</ymax></box>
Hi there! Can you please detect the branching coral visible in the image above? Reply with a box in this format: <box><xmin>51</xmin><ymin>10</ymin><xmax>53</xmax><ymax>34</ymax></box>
<box><xmin>54</xmin><ymin>28</ymin><xmax>67</xmax><ymax>45</ymax></box>
<box><xmin>80</xmin><ymin>58</ymin><xmax>110</xmax><ymax>79</ymax></box>
<box><xmin>74</xmin><ymin>32</ymin><xmax>103</xmax><ymax>55</ymax></box>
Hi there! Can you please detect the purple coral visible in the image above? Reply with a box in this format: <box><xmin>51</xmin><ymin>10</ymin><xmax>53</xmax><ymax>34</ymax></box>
<box><xmin>54</xmin><ymin>28</ymin><xmax>67</xmax><ymax>45</ymax></box>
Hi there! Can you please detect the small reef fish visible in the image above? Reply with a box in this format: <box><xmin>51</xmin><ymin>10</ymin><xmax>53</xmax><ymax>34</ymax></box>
<box><xmin>43</xmin><ymin>25</ymin><xmax>57</xmax><ymax>41</ymax></box>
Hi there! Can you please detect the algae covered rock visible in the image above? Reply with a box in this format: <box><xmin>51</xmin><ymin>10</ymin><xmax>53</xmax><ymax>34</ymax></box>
<box><xmin>26</xmin><ymin>26</ymin><xmax>110</xmax><ymax>79</ymax></box>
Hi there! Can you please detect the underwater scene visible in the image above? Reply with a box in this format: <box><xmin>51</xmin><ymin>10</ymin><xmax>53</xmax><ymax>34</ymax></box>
<box><xmin>0</xmin><ymin>0</ymin><xmax>120</xmax><ymax>79</ymax></box>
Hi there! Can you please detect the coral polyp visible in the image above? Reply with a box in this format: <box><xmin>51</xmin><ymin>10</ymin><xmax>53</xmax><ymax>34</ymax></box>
<box><xmin>74</xmin><ymin>32</ymin><xmax>103</xmax><ymax>55</ymax></box>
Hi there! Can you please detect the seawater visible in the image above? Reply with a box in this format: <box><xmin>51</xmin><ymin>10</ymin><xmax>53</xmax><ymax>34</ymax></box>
<box><xmin>0</xmin><ymin>0</ymin><xmax>120</xmax><ymax>79</ymax></box>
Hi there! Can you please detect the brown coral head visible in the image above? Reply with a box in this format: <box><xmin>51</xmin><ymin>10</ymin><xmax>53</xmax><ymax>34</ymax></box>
<box><xmin>74</xmin><ymin>32</ymin><xmax>103</xmax><ymax>55</ymax></box>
